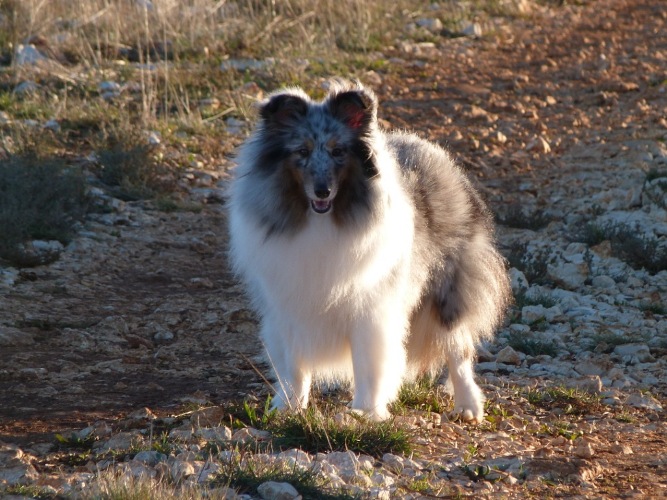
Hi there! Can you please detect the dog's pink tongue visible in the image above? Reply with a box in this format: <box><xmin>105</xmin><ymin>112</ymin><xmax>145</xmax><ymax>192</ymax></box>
<box><xmin>311</xmin><ymin>199</ymin><xmax>332</xmax><ymax>213</ymax></box>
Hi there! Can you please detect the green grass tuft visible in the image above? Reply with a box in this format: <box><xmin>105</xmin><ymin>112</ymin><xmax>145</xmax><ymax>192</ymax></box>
<box><xmin>576</xmin><ymin>222</ymin><xmax>667</xmax><ymax>274</ymax></box>
<box><xmin>525</xmin><ymin>386</ymin><xmax>602</xmax><ymax>415</ymax></box>
<box><xmin>496</xmin><ymin>205</ymin><xmax>552</xmax><ymax>230</ymax></box>
<box><xmin>215</xmin><ymin>458</ymin><xmax>356</xmax><ymax>500</ymax></box>
<box><xmin>268</xmin><ymin>408</ymin><xmax>413</xmax><ymax>457</ymax></box>
<box><xmin>391</xmin><ymin>378</ymin><xmax>450</xmax><ymax>414</ymax></box>
<box><xmin>507</xmin><ymin>331</ymin><xmax>559</xmax><ymax>357</ymax></box>
<box><xmin>230</xmin><ymin>396</ymin><xmax>413</xmax><ymax>458</ymax></box>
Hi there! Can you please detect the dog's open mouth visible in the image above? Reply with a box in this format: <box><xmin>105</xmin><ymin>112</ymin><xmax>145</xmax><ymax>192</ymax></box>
<box><xmin>310</xmin><ymin>199</ymin><xmax>332</xmax><ymax>214</ymax></box>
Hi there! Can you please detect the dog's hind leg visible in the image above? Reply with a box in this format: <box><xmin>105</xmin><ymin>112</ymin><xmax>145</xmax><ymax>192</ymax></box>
<box><xmin>443</xmin><ymin>331</ymin><xmax>485</xmax><ymax>422</ymax></box>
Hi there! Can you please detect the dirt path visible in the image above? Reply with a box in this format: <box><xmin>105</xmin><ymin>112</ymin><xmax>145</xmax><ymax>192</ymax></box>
<box><xmin>1</xmin><ymin>0</ymin><xmax>666</xmax><ymax>496</ymax></box>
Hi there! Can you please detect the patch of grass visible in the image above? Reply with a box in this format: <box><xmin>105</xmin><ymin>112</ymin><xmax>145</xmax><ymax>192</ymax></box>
<box><xmin>639</xmin><ymin>301</ymin><xmax>667</xmax><ymax>316</ymax></box>
<box><xmin>615</xmin><ymin>410</ymin><xmax>639</xmax><ymax>424</ymax></box>
<box><xmin>588</xmin><ymin>329</ymin><xmax>639</xmax><ymax>353</ymax></box>
<box><xmin>0</xmin><ymin>152</ymin><xmax>89</xmax><ymax>267</ymax></box>
<box><xmin>55</xmin><ymin>431</ymin><xmax>96</xmax><ymax>451</ymax></box>
<box><xmin>406</xmin><ymin>476</ymin><xmax>433</xmax><ymax>494</ymax></box>
<box><xmin>525</xmin><ymin>386</ymin><xmax>602</xmax><ymax>416</ymax></box>
<box><xmin>507</xmin><ymin>331</ymin><xmax>559</xmax><ymax>357</ymax></box>
<box><xmin>496</xmin><ymin>205</ymin><xmax>552</xmax><ymax>230</ymax></box>
<box><xmin>645</xmin><ymin>169</ymin><xmax>667</xmax><ymax>182</ymax></box>
<box><xmin>96</xmin><ymin>139</ymin><xmax>177</xmax><ymax>201</ymax></box>
<box><xmin>505</xmin><ymin>242</ymin><xmax>552</xmax><ymax>285</ymax></box>
<box><xmin>231</xmin><ymin>397</ymin><xmax>412</xmax><ymax>458</ymax></box>
<box><xmin>1</xmin><ymin>484</ymin><xmax>55</xmax><ymax>499</ymax></box>
<box><xmin>152</xmin><ymin>196</ymin><xmax>203</xmax><ymax>213</ymax></box>
<box><xmin>268</xmin><ymin>408</ymin><xmax>413</xmax><ymax>457</ymax></box>
<box><xmin>149</xmin><ymin>431</ymin><xmax>174</xmax><ymax>456</ymax></box>
<box><xmin>575</xmin><ymin>222</ymin><xmax>667</xmax><ymax>274</ymax></box>
<box><xmin>215</xmin><ymin>457</ymin><xmax>355</xmax><ymax>500</ymax></box>
<box><xmin>79</xmin><ymin>470</ymin><xmax>227</xmax><ymax>500</ymax></box>
<box><xmin>391</xmin><ymin>378</ymin><xmax>450</xmax><ymax>414</ymax></box>
<box><xmin>513</xmin><ymin>290</ymin><xmax>558</xmax><ymax>309</ymax></box>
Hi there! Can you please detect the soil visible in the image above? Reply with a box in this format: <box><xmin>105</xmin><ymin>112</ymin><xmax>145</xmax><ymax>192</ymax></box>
<box><xmin>1</xmin><ymin>0</ymin><xmax>666</xmax><ymax>496</ymax></box>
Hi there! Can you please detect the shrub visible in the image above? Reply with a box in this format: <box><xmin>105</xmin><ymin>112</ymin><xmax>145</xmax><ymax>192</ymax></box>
<box><xmin>0</xmin><ymin>153</ymin><xmax>88</xmax><ymax>266</ymax></box>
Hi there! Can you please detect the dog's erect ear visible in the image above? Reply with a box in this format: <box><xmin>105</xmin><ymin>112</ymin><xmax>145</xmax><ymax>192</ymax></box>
<box><xmin>260</xmin><ymin>93</ymin><xmax>308</xmax><ymax>128</ymax></box>
<box><xmin>328</xmin><ymin>89</ymin><xmax>377</xmax><ymax>132</ymax></box>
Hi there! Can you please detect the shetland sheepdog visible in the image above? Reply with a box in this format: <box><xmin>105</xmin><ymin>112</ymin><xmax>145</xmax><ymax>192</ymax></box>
<box><xmin>228</xmin><ymin>82</ymin><xmax>510</xmax><ymax>421</ymax></box>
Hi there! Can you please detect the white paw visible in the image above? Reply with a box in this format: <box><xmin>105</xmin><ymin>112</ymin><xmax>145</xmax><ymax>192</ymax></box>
<box><xmin>347</xmin><ymin>405</ymin><xmax>391</xmax><ymax>422</ymax></box>
<box><xmin>450</xmin><ymin>405</ymin><xmax>483</xmax><ymax>423</ymax></box>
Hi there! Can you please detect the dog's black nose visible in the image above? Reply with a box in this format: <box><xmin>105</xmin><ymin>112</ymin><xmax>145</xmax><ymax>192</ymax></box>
<box><xmin>314</xmin><ymin>186</ymin><xmax>331</xmax><ymax>199</ymax></box>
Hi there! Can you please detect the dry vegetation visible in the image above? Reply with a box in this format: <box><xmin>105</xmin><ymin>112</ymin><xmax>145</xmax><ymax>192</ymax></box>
<box><xmin>1</xmin><ymin>0</ymin><xmax>666</xmax><ymax>498</ymax></box>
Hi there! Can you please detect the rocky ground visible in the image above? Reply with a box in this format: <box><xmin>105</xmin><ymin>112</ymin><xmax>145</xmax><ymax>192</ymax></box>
<box><xmin>1</xmin><ymin>0</ymin><xmax>666</xmax><ymax>497</ymax></box>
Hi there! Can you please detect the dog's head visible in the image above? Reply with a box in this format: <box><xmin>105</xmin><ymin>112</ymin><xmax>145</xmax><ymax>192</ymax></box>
<box><xmin>256</xmin><ymin>82</ymin><xmax>379</xmax><ymax>220</ymax></box>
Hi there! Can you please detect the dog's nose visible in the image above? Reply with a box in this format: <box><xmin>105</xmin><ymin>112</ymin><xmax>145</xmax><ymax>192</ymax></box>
<box><xmin>314</xmin><ymin>186</ymin><xmax>331</xmax><ymax>199</ymax></box>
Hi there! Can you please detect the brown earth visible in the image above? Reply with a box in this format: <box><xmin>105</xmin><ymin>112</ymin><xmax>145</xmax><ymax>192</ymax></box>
<box><xmin>1</xmin><ymin>0</ymin><xmax>666</xmax><ymax>496</ymax></box>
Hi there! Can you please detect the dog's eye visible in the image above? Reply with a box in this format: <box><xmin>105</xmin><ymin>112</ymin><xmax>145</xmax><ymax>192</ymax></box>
<box><xmin>331</xmin><ymin>147</ymin><xmax>344</xmax><ymax>158</ymax></box>
<box><xmin>297</xmin><ymin>148</ymin><xmax>309</xmax><ymax>158</ymax></box>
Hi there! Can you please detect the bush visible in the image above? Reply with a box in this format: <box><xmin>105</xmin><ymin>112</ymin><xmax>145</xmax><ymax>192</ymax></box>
<box><xmin>576</xmin><ymin>222</ymin><xmax>667</xmax><ymax>275</ymax></box>
<box><xmin>0</xmin><ymin>153</ymin><xmax>88</xmax><ymax>266</ymax></box>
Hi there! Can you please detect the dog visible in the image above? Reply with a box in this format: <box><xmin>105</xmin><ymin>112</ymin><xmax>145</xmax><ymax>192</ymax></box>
<box><xmin>227</xmin><ymin>81</ymin><xmax>510</xmax><ymax>421</ymax></box>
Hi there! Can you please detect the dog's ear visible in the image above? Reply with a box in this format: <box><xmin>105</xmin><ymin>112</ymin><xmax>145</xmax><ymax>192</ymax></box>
<box><xmin>328</xmin><ymin>89</ymin><xmax>377</xmax><ymax>132</ymax></box>
<box><xmin>260</xmin><ymin>93</ymin><xmax>308</xmax><ymax>128</ymax></box>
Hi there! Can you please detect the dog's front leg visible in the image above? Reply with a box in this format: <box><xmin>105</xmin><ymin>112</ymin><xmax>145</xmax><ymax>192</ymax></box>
<box><xmin>262</xmin><ymin>324</ymin><xmax>312</xmax><ymax>412</ymax></box>
<box><xmin>349</xmin><ymin>313</ymin><xmax>407</xmax><ymax>421</ymax></box>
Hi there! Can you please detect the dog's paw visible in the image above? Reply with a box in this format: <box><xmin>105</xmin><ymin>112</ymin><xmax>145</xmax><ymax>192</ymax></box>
<box><xmin>449</xmin><ymin>392</ymin><xmax>485</xmax><ymax>423</ymax></box>
<box><xmin>346</xmin><ymin>405</ymin><xmax>391</xmax><ymax>422</ymax></box>
<box><xmin>450</xmin><ymin>405</ymin><xmax>484</xmax><ymax>424</ymax></box>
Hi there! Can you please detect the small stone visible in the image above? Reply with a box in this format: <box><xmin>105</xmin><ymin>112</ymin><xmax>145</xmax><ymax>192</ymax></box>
<box><xmin>232</xmin><ymin>427</ymin><xmax>271</xmax><ymax>443</ymax></box>
<box><xmin>610</xmin><ymin>443</ymin><xmax>633</xmax><ymax>455</ymax></box>
<box><xmin>99</xmin><ymin>432</ymin><xmax>139</xmax><ymax>451</ymax></box>
<box><xmin>626</xmin><ymin>393</ymin><xmax>663</xmax><ymax>411</ymax></box>
<box><xmin>416</xmin><ymin>17</ymin><xmax>444</xmax><ymax>33</ymax></box>
<box><xmin>191</xmin><ymin>406</ymin><xmax>226</xmax><ymax>427</ymax></box>
<box><xmin>196</xmin><ymin>426</ymin><xmax>232</xmax><ymax>441</ymax></box>
<box><xmin>613</xmin><ymin>344</ymin><xmax>653</xmax><ymax>363</ymax></box>
<box><xmin>477</xmin><ymin>345</ymin><xmax>494</xmax><ymax>362</ymax></box>
<box><xmin>382</xmin><ymin>453</ymin><xmax>404</xmax><ymax>473</ymax></box>
<box><xmin>170</xmin><ymin>460</ymin><xmax>196</xmax><ymax>482</ymax></box>
<box><xmin>569</xmin><ymin>376</ymin><xmax>603</xmax><ymax>394</ymax></box>
<box><xmin>153</xmin><ymin>329</ymin><xmax>174</xmax><ymax>342</ymax></box>
<box><xmin>257</xmin><ymin>480</ymin><xmax>300</xmax><ymax>500</ymax></box>
<box><xmin>509</xmin><ymin>268</ymin><xmax>529</xmax><ymax>293</ymax></box>
<box><xmin>461</xmin><ymin>22</ymin><xmax>482</xmax><ymax>37</ymax></box>
<box><xmin>14</xmin><ymin>44</ymin><xmax>47</xmax><ymax>65</ymax></box>
<box><xmin>496</xmin><ymin>346</ymin><xmax>521</xmax><ymax>365</ymax></box>
<box><xmin>147</xmin><ymin>131</ymin><xmax>161</xmax><ymax>145</ymax></box>
<box><xmin>509</xmin><ymin>323</ymin><xmax>531</xmax><ymax>335</ymax></box>
<box><xmin>0</xmin><ymin>326</ymin><xmax>35</xmax><ymax>346</ymax></box>
<box><xmin>169</xmin><ymin>429</ymin><xmax>194</xmax><ymax>441</ymax></box>
<box><xmin>526</xmin><ymin>136</ymin><xmax>551</xmax><ymax>154</ymax></box>
<box><xmin>133</xmin><ymin>450</ymin><xmax>167</xmax><ymax>466</ymax></box>
<box><xmin>277</xmin><ymin>449</ymin><xmax>312</xmax><ymax>466</ymax></box>
<box><xmin>574</xmin><ymin>439</ymin><xmax>595</xmax><ymax>458</ymax></box>
<box><xmin>225</xmin><ymin>117</ymin><xmax>245</xmax><ymax>135</ymax></box>
<box><xmin>546</xmin><ymin>261</ymin><xmax>588</xmax><ymax>290</ymax></box>
<box><xmin>43</xmin><ymin>119</ymin><xmax>60</xmax><ymax>131</ymax></box>
<box><xmin>99</xmin><ymin>81</ymin><xmax>121</xmax><ymax>93</ymax></box>
<box><xmin>494</xmin><ymin>130</ymin><xmax>508</xmax><ymax>144</ymax></box>
<box><xmin>591</xmin><ymin>275</ymin><xmax>617</xmax><ymax>290</ymax></box>
<box><xmin>522</xmin><ymin>305</ymin><xmax>546</xmax><ymax>323</ymax></box>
